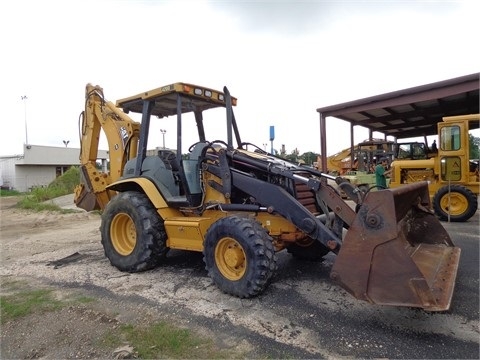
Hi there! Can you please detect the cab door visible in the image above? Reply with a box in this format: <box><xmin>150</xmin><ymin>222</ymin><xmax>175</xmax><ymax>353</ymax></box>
<box><xmin>438</xmin><ymin>121</ymin><xmax>468</xmax><ymax>184</ymax></box>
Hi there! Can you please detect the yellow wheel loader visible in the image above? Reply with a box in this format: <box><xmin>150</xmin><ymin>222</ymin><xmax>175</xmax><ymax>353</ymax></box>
<box><xmin>75</xmin><ymin>83</ymin><xmax>461</xmax><ymax>311</ymax></box>
<box><xmin>389</xmin><ymin>114</ymin><xmax>479</xmax><ymax>222</ymax></box>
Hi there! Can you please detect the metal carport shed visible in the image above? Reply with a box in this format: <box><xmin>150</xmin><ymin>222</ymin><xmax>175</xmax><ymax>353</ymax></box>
<box><xmin>316</xmin><ymin>73</ymin><xmax>479</xmax><ymax>172</ymax></box>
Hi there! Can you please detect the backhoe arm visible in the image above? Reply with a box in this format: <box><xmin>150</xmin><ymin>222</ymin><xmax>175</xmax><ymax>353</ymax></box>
<box><xmin>74</xmin><ymin>84</ymin><xmax>140</xmax><ymax>211</ymax></box>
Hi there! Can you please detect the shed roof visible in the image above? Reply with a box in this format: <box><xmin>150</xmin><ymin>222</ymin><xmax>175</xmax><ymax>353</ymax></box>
<box><xmin>316</xmin><ymin>72</ymin><xmax>479</xmax><ymax>140</ymax></box>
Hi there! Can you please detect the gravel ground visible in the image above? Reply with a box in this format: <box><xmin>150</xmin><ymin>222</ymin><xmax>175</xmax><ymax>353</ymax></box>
<box><xmin>1</xmin><ymin>194</ymin><xmax>478</xmax><ymax>359</ymax></box>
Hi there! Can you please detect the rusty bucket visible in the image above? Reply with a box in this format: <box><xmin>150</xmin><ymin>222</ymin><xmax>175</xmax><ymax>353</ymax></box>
<box><xmin>331</xmin><ymin>181</ymin><xmax>460</xmax><ymax>311</ymax></box>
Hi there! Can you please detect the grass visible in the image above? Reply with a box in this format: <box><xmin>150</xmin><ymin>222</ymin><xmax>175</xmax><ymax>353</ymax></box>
<box><xmin>48</xmin><ymin>166</ymin><xmax>81</xmax><ymax>194</ymax></box>
<box><xmin>0</xmin><ymin>279</ymin><xmax>97</xmax><ymax>324</ymax></box>
<box><xmin>14</xmin><ymin>166</ymin><xmax>81</xmax><ymax>212</ymax></box>
<box><xmin>0</xmin><ymin>189</ymin><xmax>21</xmax><ymax>196</ymax></box>
<box><xmin>15</xmin><ymin>196</ymin><xmax>78</xmax><ymax>213</ymax></box>
<box><xmin>0</xmin><ymin>278</ymin><xmax>95</xmax><ymax>324</ymax></box>
<box><xmin>16</xmin><ymin>197</ymin><xmax>64</xmax><ymax>212</ymax></box>
<box><xmin>103</xmin><ymin>322</ymin><xmax>235</xmax><ymax>359</ymax></box>
<box><xmin>0</xmin><ymin>288</ymin><xmax>64</xmax><ymax>323</ymax></box>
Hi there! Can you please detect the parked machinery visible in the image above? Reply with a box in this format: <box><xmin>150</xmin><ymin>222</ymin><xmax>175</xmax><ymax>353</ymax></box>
<box><xmin>389</xmin><ymin>114</ymin><xmax>479</xmax><ymax>222</ymax></box>
<box><xmin>75</xmin><ymin>83</ymin><xmax>461</xmax><ymax>311</ymax></box>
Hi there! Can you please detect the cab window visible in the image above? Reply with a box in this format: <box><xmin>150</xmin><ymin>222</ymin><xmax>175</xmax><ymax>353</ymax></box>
<box><xmin>440</xmin><ymin>126</ymin><xmax>460</xmax><ymax>151</ymax></box>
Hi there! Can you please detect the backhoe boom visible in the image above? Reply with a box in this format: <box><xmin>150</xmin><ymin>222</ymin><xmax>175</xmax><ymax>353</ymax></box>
<box><xmin>74</xmin><ymin>84</ymin><xmax>140</xmax><ymax>211</ymax></box>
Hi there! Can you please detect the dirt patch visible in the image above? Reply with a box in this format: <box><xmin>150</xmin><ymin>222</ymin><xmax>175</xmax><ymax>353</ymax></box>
<box><xmin>2</xmin><ymin>298</ymin><xmax>118</xmax><ymax>359</ymax></box>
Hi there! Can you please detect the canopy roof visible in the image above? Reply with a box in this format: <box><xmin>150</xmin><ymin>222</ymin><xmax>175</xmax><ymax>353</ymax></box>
<box><xmin>117</xmin><ymin>82</ymin><xmax>236</xmax><ymax>118</ymax></box>
<box><xmin>317</xmin><ymin>73</ymin><xmax>479</xmax><ymax>140</ymax></box>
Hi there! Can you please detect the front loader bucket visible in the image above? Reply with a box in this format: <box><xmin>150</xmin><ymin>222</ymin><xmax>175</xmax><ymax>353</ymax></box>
<box><xmin>331</xmin><ymin>181</ymin><xmax>460</xmax><ymax>311</ymax></box>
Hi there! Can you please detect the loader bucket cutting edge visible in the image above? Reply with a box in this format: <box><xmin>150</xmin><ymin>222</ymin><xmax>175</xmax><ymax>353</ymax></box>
<box><xmin>331</xmin><ymin>182</ymin><xmax>461</xmax><ymax>311</ymax></box>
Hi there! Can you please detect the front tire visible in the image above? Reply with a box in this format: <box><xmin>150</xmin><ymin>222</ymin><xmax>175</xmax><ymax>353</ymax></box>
<box><xmin>100</xmin><ymin>191</ymin><xmax>168</xmax><ymax>272</ymax></box>
<box><xmin>203</xmin><ymin>216</ymin><xmax>277</xmax><ymax>298</ymax></box>
<box><xmin>433</xmin><ymin>185</ymin><xmax>478</xmax><ymax>222</ymax></box>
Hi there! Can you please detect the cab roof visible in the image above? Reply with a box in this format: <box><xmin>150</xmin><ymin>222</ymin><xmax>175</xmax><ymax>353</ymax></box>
<box><xmin>116</xmin><ymin>82</ymin><xmax>237</xmax><ymax>118</ymax></box>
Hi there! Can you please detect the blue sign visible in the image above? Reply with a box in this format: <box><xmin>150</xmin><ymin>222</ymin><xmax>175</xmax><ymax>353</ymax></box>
<box><xmin>269</xmin><ymin>126</ymin><xmax>275</xmax><ymax>141</ymax></box>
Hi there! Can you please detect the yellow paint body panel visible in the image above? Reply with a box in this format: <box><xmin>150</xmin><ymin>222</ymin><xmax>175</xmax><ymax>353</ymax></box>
<box><xmin>164</xmin><ymin>217</ymin><xmax>212</xmax><ymax>251</ymax></box>
<box><xmin>255</xmin><ymin>212</ymin><xmax>298</xmax><ymax>236</ymax></box>
<box><xmin>109</xmin><ymin>178</ymin><xmax>188</xmax><ymax>219</ymax></box>
<box><xmin>164</xmin><ymin>209</ymin><xmax>301</xmax><ymax>252</ymax></box>
<box><xmin>203</xmin><ymin>171</ymin><xmax>229</xmax><ymax>204</ymax></box>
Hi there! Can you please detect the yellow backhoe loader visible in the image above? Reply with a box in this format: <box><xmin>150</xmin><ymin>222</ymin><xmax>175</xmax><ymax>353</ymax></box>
<box><xmin>74</xmin><ymin>83</ymin><xmax>461</xmax><ymax>311</ymax></box>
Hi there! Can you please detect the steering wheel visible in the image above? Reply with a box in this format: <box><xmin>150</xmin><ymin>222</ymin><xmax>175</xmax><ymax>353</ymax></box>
<box><xmin>209</xmin><ymin>140</ymin><xmax>229</xmax><ymax>148</ymax></box>
<box><xmin>188</xmin><ymin>141</ymin><xmax>210</xmax><ymax>152</ymax></box>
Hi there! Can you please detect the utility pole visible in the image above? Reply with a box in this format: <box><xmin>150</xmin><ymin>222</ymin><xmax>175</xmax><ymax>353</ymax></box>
<box><xmin>160</xmin><ymin>129</ymin><xmax>167</xmax><ymax>149</ymax></box>
<box><xmin>21</xmin><ymin>95</ymin><xmax>28</xmax><ymax>144</ymax></box>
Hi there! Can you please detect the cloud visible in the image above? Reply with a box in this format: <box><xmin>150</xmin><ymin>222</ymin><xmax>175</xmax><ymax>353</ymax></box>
<box><xmin>210</xmin><ymin>0</ymin><xmax>461</xmax><ymax>36</ymax></box>
<box><xmin>212</xmin><ymin>1</ymin><xmax>335</xmax><ymax>35</ymax></box>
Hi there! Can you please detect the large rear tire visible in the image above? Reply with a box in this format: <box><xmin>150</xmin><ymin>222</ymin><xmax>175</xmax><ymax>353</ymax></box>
<box><xmin>433</xmin><ymin>185</ymin><xmax>478</xmax><ymax>222</ymax></box>
<box><xmin>203</xmin><ymin>216</ymin><xmax>277</xmax><ymax>298</ymax></box>
<box><xmin>100</xmin><ymin>191</ymin><xmax>168</xmax><ymax>272</ymax></box>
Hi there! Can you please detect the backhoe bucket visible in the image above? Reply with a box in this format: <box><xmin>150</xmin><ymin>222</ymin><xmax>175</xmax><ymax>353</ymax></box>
<box><xmin>331</xmin><ymin>181</ymin><xmax>460</xmax><ymax>311</ymax></box>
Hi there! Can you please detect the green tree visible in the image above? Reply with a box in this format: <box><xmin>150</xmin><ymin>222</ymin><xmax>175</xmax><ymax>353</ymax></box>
<box><xmin>299</xmin><ymin>151</ymin><xmax>319</xmax><ymax>166</ymax></box>
<box><xmin>469</xmin><ymin>134</ymin><xmax>480</xmax><ymax>159</ymax></box>
<box><xmin>284</xmin><ymin>149</ymin><xmax>299</xmax><ymax>163</ymax></box>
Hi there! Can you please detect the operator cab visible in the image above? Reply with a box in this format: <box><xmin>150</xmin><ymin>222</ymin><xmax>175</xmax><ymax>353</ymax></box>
<box><xmin>395</xmin><ymin>142</ymin><xmax>428</xmax><ymax>160</ymax></box>
<box><xmin>116</xmin><ymin>83</ymin><xmax>238</xmax><ymax>208</ymax></box>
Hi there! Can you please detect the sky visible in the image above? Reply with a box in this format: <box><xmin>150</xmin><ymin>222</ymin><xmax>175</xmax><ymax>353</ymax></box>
<box><xmin>1</xmin><ymin>0</ymin><xmax>479</xmax><ymax>157</ymax></box>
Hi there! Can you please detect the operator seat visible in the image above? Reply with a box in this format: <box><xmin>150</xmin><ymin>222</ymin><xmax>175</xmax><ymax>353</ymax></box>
<box><xmin>158</xmin><ymin>150</ymin><xmax>177</xmax><ymax>170</ymax></box>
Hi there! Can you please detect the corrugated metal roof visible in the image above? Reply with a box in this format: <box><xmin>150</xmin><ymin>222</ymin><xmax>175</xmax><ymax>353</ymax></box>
<box><xmin>315</xmin><ymin>73</ymin><xmax>479</xmax><ymax>172</ymax></box>
<box><xmin>317</xmin><ymin>73</ymin><xmax>479</xmax><ymax>139</ymax></box>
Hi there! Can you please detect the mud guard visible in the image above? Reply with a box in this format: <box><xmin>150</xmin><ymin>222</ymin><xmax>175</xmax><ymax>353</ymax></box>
<box><xmin>331</xmin><ymin>181</ymin><xmax>461</xmax><ymax>311</ymax></box>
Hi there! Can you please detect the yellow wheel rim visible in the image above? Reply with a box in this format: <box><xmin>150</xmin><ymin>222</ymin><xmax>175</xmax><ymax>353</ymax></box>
<box><xmin>440</xmin><ymin>192</ymin><xmax>469</xmax><ymax>216</ymax></box>
<box><xmin>215</xmin><ymin>237</ymin><xmax>246</xmax><ymax>281</ymax></box>
<box><xmin>110</xmin><ymin>213</ymin><xmax>136</xmax><ymax>256</ymax></box>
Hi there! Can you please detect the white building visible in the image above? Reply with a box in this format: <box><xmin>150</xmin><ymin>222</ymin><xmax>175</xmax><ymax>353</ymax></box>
<box><xmin>0</xmin><ymin>144</ymin><xmax>108</xmax><ymax>192</ymax></box>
